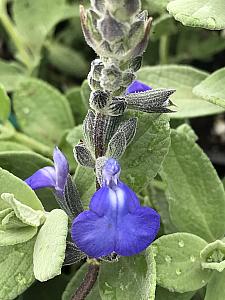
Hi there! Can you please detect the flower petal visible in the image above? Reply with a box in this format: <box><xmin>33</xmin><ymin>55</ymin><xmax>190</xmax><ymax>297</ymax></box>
<box><xmin>126</xmin><ymin>80</ymin><xmax>152</xmax><ymax>94</ymax></box>
<box><xmin>25</xmin><ymin>166</ymin><xmax>56</xmax><ymax>190</ymax></box>
<box><xmin>115</xmin><ymin>206</ymin><xmax>160</xmax><ymax>256</ymax></box>
<box><xmin>53</xmin><ymin>147</ymin><xmax>69</xmax><ymax>192</ymax></box>
<box><xmin>71</xmin><ymin>210</ymin><xmax>116</xmax><ymax>258</ymax></box>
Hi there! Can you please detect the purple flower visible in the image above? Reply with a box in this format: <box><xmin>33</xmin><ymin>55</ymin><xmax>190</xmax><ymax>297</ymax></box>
<box><xmin>126</xmin><ymin>80</ymin><xmax>152</xmax><ymax>94</ymax></box>
<box><xmin>25</xmin><ymin>147</ymin><xmax>69</xmax><ymax>196</ymax></box>
<box><xmin>71</xmin><ymin>158</ymin><xmax>160</xmax><ymax>258</ymax></box>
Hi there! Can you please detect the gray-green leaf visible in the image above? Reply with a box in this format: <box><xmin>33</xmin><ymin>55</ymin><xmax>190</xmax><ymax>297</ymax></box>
<box><xmin>153</xmin><ymin>232</ymin><xmax>212</xmax><ymax>293</ymax></box>
<box><xmin>0</xmin><ymin>84</ymin><xmax>10</xmax><ymax>122</ymax></box>
<box><xmin>33</xmin><ymin>209</ymin><xmax>68</xmax><ymax>282</ymax></box>
<box><xmin>167</xmin><ymin>0</ymin><xmax>225</xmax><ymax>30</ymax></box>
<box><xmin>0</xmin><ymin>238</ymin><xmax>35</xmax><ymax>300</ymax></box>
<box><xmin>193</xmin><ymin>67</ymin><xmax>225</xmax><ymax>109</ymax></box>
<box><xmin>99</xmin><ymin>247</ymin><xmax>157</xmax><ymax>300</ymax></box>
<box><xmin>13</xmin><ymin>79</ymin><xmax>74</xmax><ymax>145</ymax></box>
<box><xmin>205</xmin><ymin>270</ymin><xmax>225</xmax><ymax>300</ymax></box>
<box><xmin>121</xmin><ymin>113</ymin><xmax>170</xmax><ymax>192</ymax></box>
<box><xmin>161</xmin><ymin>127</ymin><xmax>225</xmax><ymax>242</ymax></box>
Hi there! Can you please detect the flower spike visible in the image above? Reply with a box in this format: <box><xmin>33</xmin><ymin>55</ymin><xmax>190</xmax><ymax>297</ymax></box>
<box><xmin>71</xmin><ymin>158</ymin><xmax>160</xmax><ymax>258</ymax></box>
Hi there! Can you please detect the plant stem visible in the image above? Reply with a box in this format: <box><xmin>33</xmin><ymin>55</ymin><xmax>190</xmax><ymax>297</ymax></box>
<box><xmin>0</xmin><ymin>0</ymin><xmax>32</xmax><ymax>69</ymax></box>
<box><xmin>159</xmin><ymin>35</ymin><xmax>169</xmax><ymax>65</ymax></box>
<box><xmin>71</xmin><ymin>264</ymin><xmax>100</xmax><ymax>300</ymax></box>
<box><xmin>13</xmin><ymin>132</ymin><xmax>53</xmax><ymax>158</ymax></box>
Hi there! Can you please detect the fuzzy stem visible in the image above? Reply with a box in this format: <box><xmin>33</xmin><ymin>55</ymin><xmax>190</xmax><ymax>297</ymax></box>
<box><xmin>71</xmin><ymin>264</ymin><xmax>100</xmax><ymax>300</ymax></box>
<box><xmin>94</xmin><ymin>112</ymin><xmax>106</xmax><ymax>158</ymax></box>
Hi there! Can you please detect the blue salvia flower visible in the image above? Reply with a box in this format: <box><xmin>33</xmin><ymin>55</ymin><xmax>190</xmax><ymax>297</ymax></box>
<box><xmin>71</xmin><ymin>158</ymin><xmax>160</xmax><ymax>258</ymax></box>
<box><xmin>25</xmin><ymin>147</ymin><xmax>69</xmax><ymax>196</ymax></box>
<box><xmin>125</xmin><ymin>80</ymin><xmax>152</xmax><ymax>94</ymax></box>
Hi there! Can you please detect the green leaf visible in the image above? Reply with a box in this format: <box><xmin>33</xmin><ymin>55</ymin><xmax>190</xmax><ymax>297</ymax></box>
<box><xmin>1</xmin><ymin>193</ymin><xmax>45</xmax><ymax>226</ymax></box>
<box><xmin>99</xmin><ymin>247</ymin><xmax>156</xmax><ymax>300</ymax></box>
<box><xmin>144</xmin><ymin>0</ymin><xmax>170</xmax><ymax>14</ymax></box>
<box><xmin>46</xmin><ymin>42</ymin><xmax>88</xmax><ymax>78</ymax></box>
<box><xmin>137</xmin><ymin>65</ymin><xmax>224</xmax><ymax>118</ymax></box>
<box><xmin>62</xmin><ymin>264</ymin><xmax>100</xmax><ymax>300</ymax></box>
<box><xmin>0</xmin><ymin>238</ymin><xmax>35</xmax><ymax>300</ymax></box>
<box><xmin>0</xmin><ymin>84</ymin><xmax>10</xmax><ymax>122</ymax></box>
<box><xmin>193</xmin><ymin>67</ymin><xmax>225</xmax><ymax>109</ymax></box>
<box><xmin>0</xmin><ymin>167</ymin><xmax>43</xmax><ymax>211</ymax></box>
<box><xmin>74</xmin><ymin>165</ymin><xmax>95</xmax><ymax>208</ymax></box>
<box><xmin>153</xmin><ymin>232</ymin><xmax>212</xmax><ymax>293</ymax></box>
<box><xmin>13</xmin><ymin>0</ymin><xmax>75</xmax><ymax>54</ymax></box>
<box><xmin>66</xmin><ymin>125</ymin><xmax>83</xmax><ymax>147</ymax></box>
<box><xmin>66</xmin><ymin>87</ymin><xmax>87</xmax><ymax>125</ymax></box>
<box><xmin>200</xmin><ymin>240</ymin><xmax>225</xmax><ymax>272</ymax></box>
<box><xmin>0</xmin><ymin>141</ymin><xmax>31</xmax><ymax>152</ymax></box>
<box><xmin>80</xmin><ymin>80</ymin><xmax>91</xmax><ymax>110</ymax></box>
<box><xmin>0</xmin><ymin>151</ymin><xmax>53</xmax><ymax>180</ymax></box>
<box><xmin>0</xmin><ymin>59</ymin><xmax>25</xmax><ymax>92</ymax></box>
<box><xmin>13</xmin><ymin>79</ymin><xmax>74</xmax><ymax>145</ymax></box>
<box><xmin>155</xmin><ymin>286</ymin><xmax>195</xmax><ymax>300</ymax></box>
<box><xmin>161</xmin><ymin>127</ymin><xmax>225</xmax><ymax>241</ymax></box>
<box><xmin>33</xmin><ymin>209</ymin><xmax>68</xmax><ymax>282</ymax></box>
<box><xmin>205</xmin><ymin>270</ymin><xmax>225</xmax><ymax>300</ymax></box>
<box><xmin>121</xmin><ymin>113</ymin><xmax>170</xmax><ymax>191</ymax></box>
<box><xmin>167</xmin><ymin>0</ymin><xmax>225</xmax><ymax>30</ymax></box>
<box><xmin>0</xmin><ymin>122</ymin><xmax>15</xmax><ymax>140</ymax></box>
<box><xmin>0</xmin><ymin>224</ymin><xmax>37</xmax><ymax>246</ymax></box>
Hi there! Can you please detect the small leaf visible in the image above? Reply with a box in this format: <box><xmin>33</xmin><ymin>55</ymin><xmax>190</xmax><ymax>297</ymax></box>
<box><xmin>106</xmin><ymin>130</ymin><xmax>127</xmax><ymax>159</ymax></box>
<box><xmin>193</xmin><ymin>67</ymin><xmax>225</xmax><ymax>109</ymax></box>
<box><xmin>80</xmin><ymin>80</ymin><xmax>91</xmax><ymax>109</ymax></box>
<box><xmin>33</xmin><ymin>209</ymin><xmax>68</xmax><ymax>282</ymax></box>
<box><xmin>167</xmin><ymin>0</ymin><xmax>225</xmax><ymax>30</ymax></box>
<box><xmin>121</xmin><ymin>113</ymin><xmax>170</xmax><ymax>191</ymax></box>
<box><xmin>161</xmin><ymin>128</ymin><xmax>225</xmax><ymax>241</ymax></box>
<box><xmin>205</xmin><ymin>270</ymin><xmax>225</xmax><ymax>300</ymax></box>
<box><xmin>0</xmin><ymin>238</ymin><xmax>35</xmax><ymax>300</ymax></box>
<box><xmin>0</xmin><ymin>59</ymin><xmax>25</xmax><ymax>92</ymax></box>
<box><xmin>74</xmin><ymin>165</ymin><xmax>95</xmax><ymax>208</ymax></box>
<box><xmin>200</xmin><ymin>240</ymin><xmax>225</xmax><ymax>272</ymax></box>
<box><xmin>137</xmin><ymin>65</ymin><xmax>224</xmax><ymax>118</ymax></box>
<box><xmin>74</xmin><ymin>143</ymin><xmax>95</xmax><ymax>168</ymax></box>
<box><xmin>62</xmin><ymin>263</ymin><xmax>100</xmax><ymax>300</ymax></box>
<box><xmin>0</xmin><ymin>168</ymin><xmax>43</xmax><ymax>211</ymax></box>
<box><xmin>99</xmin><ymin>247</ymin><xmax>157</xmax><ymax>300</ymax></box>
<box><xmin>154</xmin><ymin>232</ymin><xmax>212</xmax><ymax>293</ymax></box>
<box><xmin>66</xmin><ymin>87</ymin><xmax>87</xmax><ymax>125</ymax></box>
<box><xmin>1</xmin><ymin>193</ymin><xmax>45</xmax><ymax>227</ymax></box>
<box><xmin>66</xmin><ymin>125</ymin><xmax>83</xmax><ymax>147</ymax></box>
<box><xmin>0</xmin><ymin>224</ymin><xmax>37</xmax><ymax>246</ymax></box>
<box><xmin>0</xmin><ymin>84</ymin><xmax>10</xmax><ymax>122</ymax></box>
<box><xmin>46</xmin><ymin>42</ymin><xmax>88</xmax><ymax>78</ymax></box>
<box><xmin>14</xmin><ymin>78</ymin><xmax>74</xmax><ymax>145</ymax></box>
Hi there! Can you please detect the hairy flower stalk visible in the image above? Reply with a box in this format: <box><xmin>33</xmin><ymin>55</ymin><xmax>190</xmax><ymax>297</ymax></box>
<box><xmin>71</xmin><ymin>1</ymin><xmax>174</xmax><ymax>299</ymax></box>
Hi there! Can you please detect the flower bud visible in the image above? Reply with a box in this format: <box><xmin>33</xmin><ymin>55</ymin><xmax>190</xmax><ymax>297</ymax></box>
<box><xmin>100</xmin><ymin>64</ymin><xmax>122</xmax><ymax>91</ymax></box>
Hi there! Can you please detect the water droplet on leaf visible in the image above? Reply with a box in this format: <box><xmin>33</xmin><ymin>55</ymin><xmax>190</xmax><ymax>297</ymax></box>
<box><xmin>178</xmin><ymin>240</ymin><xmax>184</xmax><ymax>247</ymax></box>
<box><xmin>165</xmin><ymin>255</ymin><xmax>172</xmax><ymax>263</ymax></box>
<box><xmin>190</xmin><ymin>255</ymin><xmax>196</xmax><ymax>262</ymax></box>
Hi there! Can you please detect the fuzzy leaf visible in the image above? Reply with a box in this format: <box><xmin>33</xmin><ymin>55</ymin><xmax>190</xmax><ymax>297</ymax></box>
<box><xmin>161</xmin><ymin>128</ymin><xmax>225</xmax><ymax>242</ymax></box>
<box><xmin>205</xmin><ymin>270</ymin><xmax>225</xmax><ymax>300</ymax></box>
<box><xmin>33</xmin><ymin>209</ymin><xmax>68</xmax><ymax>282</ymax></box>
<box><xmin>155</xmin><ymin>286</ymin><xmax>195</xmax><ymax>300</ymax></box>
<box><xmin>99</xmin><ymin>247</ymin><xmax>157</xmax><ymax>300</ymax></box>
<box><xmin>1</xmin><ymin>193</ymin><xmax>45</xmax><ymax>227</ymax></box>
<box><xmin>0</xmin><ymin>224</ymin><xmax>37</xmax><ymax>246</ymax></box>
<box><xmin>153</xmin><ymin>233</ymin><xmax>212</xmax><ymax>293</ymax></box>
<box><xmin>121</xmin><ymin>113</ymin><xmax>170</xmax><ymax>191</ymax></box>
<box><xmin>66</xmin><ymin>87</ymin><xmax>87</xmax><ymax>125</ymax></box>
<box><xmin>193</xmin><ymin>67</ymin><xmax>225</xmax><ymax>109</ymax></box>
<box><xmin>137</xmin><ymin>65</ymin><xmax>224</xmax><ymax>118</ymax></box>
<box><xmin>167</xmin><ymin>0</ymin><xmax>225</xmax><ymax>30</ymax></box>
<box><xmin>0</xmin><ymin>238</ymin><xmax>35</xmax><ymax>300</ymax></box>
<box><xmin>0</xmin><ymin>142</ymin><xmax>31</xmax><ymax>152</ymax></box>
<box><xmin>13</xmin><ymin>79</ymin><xmax>74</xmax><ymax>145</ymax></box>
<box><xmin>0</xmin><ymin>168</ymin><xmax>43</xmax><ymax>211</ymax></box>
<box><xmin>0</xmin><ymin>59</ymin><xmax>25</xmax><ymax>92</ymax></box>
